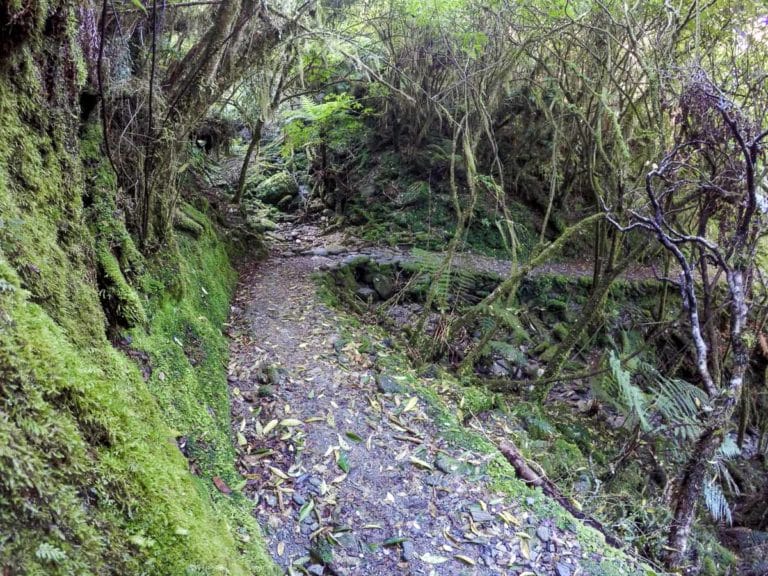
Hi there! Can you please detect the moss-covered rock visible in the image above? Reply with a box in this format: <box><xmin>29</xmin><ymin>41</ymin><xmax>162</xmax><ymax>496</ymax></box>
<box><xmin>253</xmin><ymin>171</ymin><xmax>298</xmax><ymax>206</ymax></box>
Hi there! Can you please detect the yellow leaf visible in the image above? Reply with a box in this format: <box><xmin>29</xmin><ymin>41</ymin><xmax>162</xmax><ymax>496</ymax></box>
<box><xmin>409</xmin><ymin>456</ymin><xmax>434</xmax><ymax>470</ymax></box>
<box><xmin>268</xmin><ymin>466</ymin><xmax>289</xmax><ymax>480</ymax></box>
<box><xmin>279</xmin><ymin>419</ymin><xmax>303</xmax><ymax>428</ymax></box>
<box><xmin>262</xmin><ymin>419</ymin><xmax>278</xmax><ymax>435</ymax></box>
<box><xmin>454</xmin><ymin>555</ymin><xmax>475</xmax><ymax>566</ymax></box>
<box><xmin>403</xmin><ymin>397</ymin><xmax>419</xmax><ymax>412</ymax></box>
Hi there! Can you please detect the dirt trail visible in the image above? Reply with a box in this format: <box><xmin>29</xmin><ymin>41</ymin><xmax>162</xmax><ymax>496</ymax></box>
<box><xmin>226</xmin><ymin>224</ymin><xmax>641</xmax><ymax>576</ymax></box>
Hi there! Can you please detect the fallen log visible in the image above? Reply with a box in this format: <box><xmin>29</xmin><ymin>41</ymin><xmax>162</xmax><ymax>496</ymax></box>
<box><xmin>498</xmin><ymin>440</ymin><xmax>624</xmax><ymax>549</ymax></box>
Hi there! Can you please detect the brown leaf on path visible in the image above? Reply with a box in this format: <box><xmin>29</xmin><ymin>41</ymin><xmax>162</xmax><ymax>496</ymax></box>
<box><xmin>213</xmin><ymin>476</ymin><xmax>232</xmax><ymax>495</ymax></box>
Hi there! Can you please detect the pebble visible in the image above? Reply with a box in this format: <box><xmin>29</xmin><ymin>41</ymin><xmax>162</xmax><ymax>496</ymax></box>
<box><xmin>556</xmin><ymin>562</ymin><xmax>572</xmax><ymax>576</ymax></box>
<box><xmin>307</xmin><ymin>564</ymin><xmax>325</xmax><ymax>575</ymax></box>
<box><xmin>292</xmin><ymin>493</ymin><xmax>306</xmax><ymax>506</ymax></box>
<box><xmin>376</xmin><ymin>374</ymin><xmax>403</xmax><ymax>394</ymax></box>
<box><xmin>537</xmin><ymin>525</ymin><xmax>552</xmax><ymax>542</ymax></box>
<box><xmin>401</xmin><ymin>541</ymin><xmax>416</xmax><ymax>561</ymax></box>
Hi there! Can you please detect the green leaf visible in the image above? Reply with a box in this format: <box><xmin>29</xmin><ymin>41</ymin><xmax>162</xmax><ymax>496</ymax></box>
<box><xmin>298</xmin><ymin>498</ymin><xmax>315</xmax><ymax>523</ymax></box>
<box><xmin>130</xmin><ymin>0</ymin><xmax>148</xmax><ymax>15</ymax></box>
<box><xmin>345</xmin><ymin>431</ymin><xmax>363</xmax><ymax>443</ymax></box>
<box><xmin>337</xmin><ymin>451</ymin><xmax>350</xmax><ymax>473</ymax></box>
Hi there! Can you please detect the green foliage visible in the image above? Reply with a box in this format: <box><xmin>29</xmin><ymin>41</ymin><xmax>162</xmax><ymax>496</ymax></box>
<box><xmin>282</xmin><ymin>93</ymin><xmax>371</xmax><ymax>157</ymax></box>
<box><xmin>410</xmin><ymin>247</ymin><xmax>477</xmax><ymax>311</ymax></box>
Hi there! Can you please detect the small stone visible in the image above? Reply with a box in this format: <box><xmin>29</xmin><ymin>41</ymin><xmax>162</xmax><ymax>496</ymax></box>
<box><xmin>555</xmin><ymin>562</ymin><xmax>572</xmax><ymax>576</ymax></box>
<box><xmin>376</xmin><ymin>374</ymin><xmax>402</xmax><ymax>394</ymax></box>
<box><xmin>526</xmin><ymin>497</ymin><xmax>536</xmax><ymax>506</ymax></box>
<box><xmin>310</xmin><ymin>247</ymin><xmax>329</xmax><ymax>257</ymax></box>
<box><xmin>401</xmin><ymin>541</ymin><xmax>416</xmax><ymax>561</ymax></box>
<box><xmin>435</xmin><ymin>454</ymin><xmax>461</xmax><ymax>474</ymax></box>
<box><xmin>264</xmin><ymin>494</ymin><xmax>277</xmax><ymax>507</ymax></box>
<box><xmin>470</xmin><ymin>509</ymin><xmax>495</xmax><ymax>523</ymax></box>
<box><xmin>307</xmin><ymin>564</ymin><xmax>325</xmax><ymax>575</ymax></box>
<box><xmin>292</xmin><ymin>493</ymin><xmax>306</xmax><ymax>506</ymax></box>
<box><xmin>536</xmin><ymin>525</ymin><xmax>551</xmax><ymax>542</ymax></box>
<box><xmin>372</xmin><ymin>274</ymin><xmax>395</xmax><ymax>299</ymax></box>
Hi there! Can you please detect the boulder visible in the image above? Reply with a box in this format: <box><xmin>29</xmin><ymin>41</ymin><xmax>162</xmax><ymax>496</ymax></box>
<box><xmin>254</xmin><ymin>171</ymin><xmax>298</xmax><ymax>206</ymax></box>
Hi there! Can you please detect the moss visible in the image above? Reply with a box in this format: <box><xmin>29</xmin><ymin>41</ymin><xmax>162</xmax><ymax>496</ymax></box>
<box><xmin>252</xmin><ymin>171</ymin><xmax>298</xmax><ymax>206</ymax></box>
<box><xmin>96</xmin><ymin>242</ymin><xmax>147</xmax><ymax>327</ymax></box>
<box><xmin>0</xmin><ymin>19</ymin><xmax>277</xmax><ymax>573</ymax></box>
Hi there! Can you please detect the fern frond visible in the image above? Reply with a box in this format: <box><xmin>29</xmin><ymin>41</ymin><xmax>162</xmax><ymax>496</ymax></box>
<box><xmin>650</xmin><ymin>376</ymin><xmax>707</xmax><ymax>441</ymax></box>
<box><xmin>703</xmin><ymin>480</ymin><xmax>733</xmax><ymax>525</ymax></box>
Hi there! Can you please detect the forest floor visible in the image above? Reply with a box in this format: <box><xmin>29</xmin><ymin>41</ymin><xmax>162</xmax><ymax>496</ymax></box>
<box><xmin>225</xmin><ymin>222</ymin><xmax>656</xmax><ymax>576</ymax></box>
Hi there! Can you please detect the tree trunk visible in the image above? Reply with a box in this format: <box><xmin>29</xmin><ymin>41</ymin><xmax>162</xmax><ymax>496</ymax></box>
<box><xmin>664</xmin><ymin>429</ymin><xmax>720</xmax><ymax>568</ymax></box>
<box><xmin>234</xmin><ymin>119</ymin><xmax>263</xmax><ymax>204</ymax></box>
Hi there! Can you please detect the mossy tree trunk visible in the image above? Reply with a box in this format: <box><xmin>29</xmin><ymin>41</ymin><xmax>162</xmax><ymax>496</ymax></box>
<box><xmin>101</xmin><ymin>0</ymin><xmax>300</xmax><ymax>250</ymax></box>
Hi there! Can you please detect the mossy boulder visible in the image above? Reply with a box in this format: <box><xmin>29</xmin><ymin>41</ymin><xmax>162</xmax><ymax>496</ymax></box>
<box><xmin>253</xmin><ymin>171</ymin><xmax>298</xmax><ymax>206</ymax></box>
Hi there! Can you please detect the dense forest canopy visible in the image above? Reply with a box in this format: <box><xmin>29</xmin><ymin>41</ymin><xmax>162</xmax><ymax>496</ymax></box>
<box><xmin>1</xmin><ymin>0</ymin><xmax>768</xmax><ymax>574</ymax></box>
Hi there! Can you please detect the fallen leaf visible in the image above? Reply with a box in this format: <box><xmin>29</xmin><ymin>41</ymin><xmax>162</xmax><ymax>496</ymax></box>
<box><xmin>520</xmin><ymin>538</ymin><xmax>530</xmax><ymax>560</ymax></box>
<box><xmin>402</xmin><ymin>397</ymin><xmax>419</xmax><ymax>413</ymax></box>
<box><xmin>277</xmin><ymin>541</ymin><xmax>285</xmax><ymax>556</ymax></box>
<box><xmin>420</xmin><ymin>553</ymin><xmax>449</xmax><ymax>564</ymax></box>
<box><xmin>409</xmin><ymin>456</ymin><xmax>434</xmax><ymax>471</ymax></box>
<box><xmin>337</xmin><ymin>452</ymin><xmax>350</xmax><ymax>473</ymax></box>
<box><xmin>454</xmin><ymin>555</ymin><xmax>475</xmax><ymax>566</ymax></box>
<box><xmin>280</xmin><ymin>418</ymin><xmax>303</xmax><ymax>428</ymax></box>
<box><xmin>212</xmin><ymin>476</ymin><xmax>231</xmax><ymax>495</ymax></box>
<box><xmin>262</xmin><ymin>419</ymin><xmax>278</xmax><ymax>435</ymax></box>
<box><xmin>268</xmin><ymin>466</ymin><xmax>289</xmax><ymax>480</ymax></box>
<box><xmin>298</xmin><ymin>499</ymin><xmax>315</xmax><ymax>522</ymax></box>
<box><xmin>345</xmin><ymin>431</ymin><xmax>363</xmax><ymax>443</ymax></box>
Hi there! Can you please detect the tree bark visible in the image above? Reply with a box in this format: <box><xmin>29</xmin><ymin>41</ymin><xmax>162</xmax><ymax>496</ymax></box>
<box><xmin>234</xmin><ymin>119</ymin><xmax>263</xmax><ymax>204</ymax></box>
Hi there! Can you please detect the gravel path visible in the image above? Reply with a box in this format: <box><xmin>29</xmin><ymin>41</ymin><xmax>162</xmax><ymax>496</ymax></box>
<box><xmin>226</xmin><ymin>223</ymin><xmax>649</xmax><ymax>576</ymax></box>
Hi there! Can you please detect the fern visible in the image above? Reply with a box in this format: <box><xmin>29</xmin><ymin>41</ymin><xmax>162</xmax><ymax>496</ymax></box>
<box><xmin>35</xmin><ymin>543</ymin><xmax>67</xmax><ymax>564</ymax></box>
<box><xmin>650</xmin><ymin>375</ymin><xmax>708</xmax><ymax>441</ymax></box>
<box><xmin>703</xmin><ymin>480</ymin><xmax>733</xmax><ymax>525</ymax></box>
<box><xmin>487</xmin><ymin>340</ymin><xmax>526</xmax><ymax>365</ymax></box>
<box><xmin>592</xmin><ymin>351</ymin><xmax>652</xmax><ymax>431</ymax></box>
<box><xmin>412</xmin><ymin>248</ymin><xmax>476</xmax><ymax>310</ymax></box>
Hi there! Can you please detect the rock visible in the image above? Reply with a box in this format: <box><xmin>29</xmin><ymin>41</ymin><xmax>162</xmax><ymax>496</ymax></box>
<box><xmin>469</xmin><ymin>508</ymin><xmax>495</xmax><ymax>523</ymax></box>
<box><xmin>555</xmin><ymin>562</ymin><xmax>572</xmax><ymax>576</ymax></box>
<box><xmin>307</xmin><ymin>564</ymin><xmax>325</xmax><ymax>575</ymax></box>
<box><xmin>376</xmin><ymin>374</ymin><xmax>403</xmax><ymax>394</ymax></box>
<box><xmin>401</xmin><ymin>541</ymin><xmax>416</xmax><ymax>561</ymax></box>
<box><xmin>355</xmin><ymin>287</ymin><xmax>378</xmax><ymax>302</ymax></box>
<box><xmin>490</xmin><ymin>358</ymin><xmax>511</xmax><ymax>377</ymax></box>
<box><xmin>292</xmin><ymin>493</ymin><xmax>306</xmax><ymax>506</ymax></box>
<box><xmin>435</xmin><ymin>453</ymin><xmax>461</xmax><ymax>474</ymax></box>
<box><xmin>372</xmin><ymin>273</ymin><xmax>395</xmax><ymax>300</ymax></box>
<box><xmin>254</xmin><ymin>172</ymin><xmax>298</xmax><ymax>206</ymax></box>
<box><xmin>258</xmin><ymin>385</ymin><xmax>275</xmax><ymax>398</ymax></box>
<box><xmin>536</xmin><ymin>525</ymin><xmax>551</xmax><ymax>542</ymax></box>
<box><xmin>310</xmin><ymin>247</ymin><xmax>329</xmax><ymax>257</ymax></box>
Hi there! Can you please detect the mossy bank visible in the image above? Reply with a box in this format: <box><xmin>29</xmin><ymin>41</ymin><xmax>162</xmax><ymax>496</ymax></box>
<box><xmin>0</xmin><ymin>3</ymin><xmax>276</xmax><ymax>573</ymax></box>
